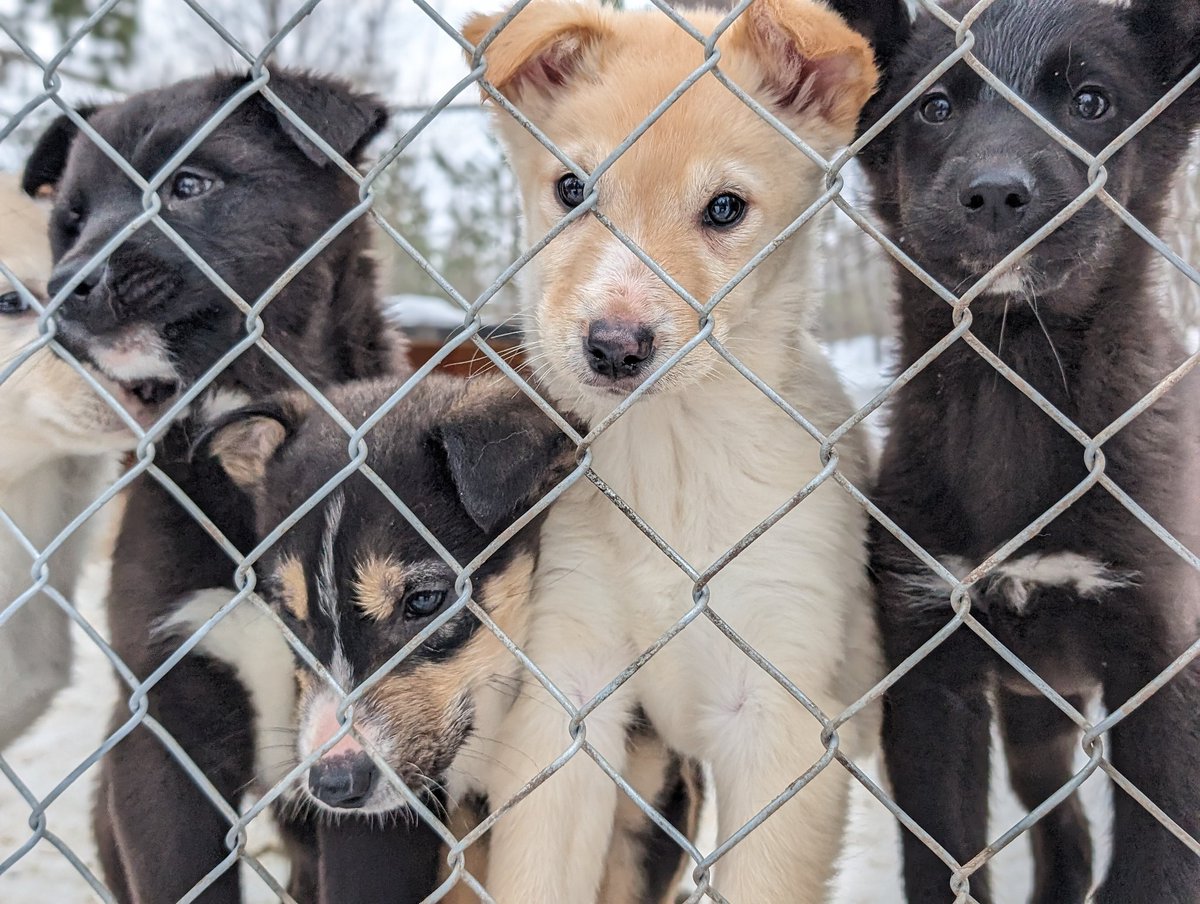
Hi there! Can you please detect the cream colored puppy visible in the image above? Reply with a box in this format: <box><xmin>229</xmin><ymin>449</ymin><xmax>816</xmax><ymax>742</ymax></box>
<box><xmin>0</xmin><ymin>175</ymin><xmax>134</xmax><ymax>748</ymax></box>
<box><xmin>463</xmin><ymin>2</ymin><xmax>881</xmax><ymax>901</ymax></box>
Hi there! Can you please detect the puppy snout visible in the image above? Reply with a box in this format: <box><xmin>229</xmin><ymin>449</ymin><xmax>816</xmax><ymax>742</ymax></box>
<box><xmin>585</xmin><ymin>320</ymin><xmax>655</xmax><ymax>379</ymax></box>
<box><xmin>308</xmin><ymin>752</ymin><xmax>377</xmax><ymax>809</ymax></box>
<box><xmin>958</xmin><ymin>165</ymin><xmax>1034</xmax><ymax>233</ymax></box>
<box><xmin>46</xmin><ymin>261</ymin><xmax>120</xmax><ymax>335</ymax></box>
<box><xmin>47</xmin><ymin>263</ymin><xmax>102</xmax><ymax>305</ymax></box>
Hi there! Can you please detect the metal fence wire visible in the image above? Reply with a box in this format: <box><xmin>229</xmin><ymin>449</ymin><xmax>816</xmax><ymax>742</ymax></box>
<box><xmin>0</xmin><ymin>0</ymin><xmax>1199</xmax><ymax>902</ymax></box>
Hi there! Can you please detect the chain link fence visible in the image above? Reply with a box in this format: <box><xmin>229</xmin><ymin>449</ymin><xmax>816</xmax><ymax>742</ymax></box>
<box><xmin>0</xmin><ymin>0</ymin><xmax>1198</xmax><ymax>902</ymax></box>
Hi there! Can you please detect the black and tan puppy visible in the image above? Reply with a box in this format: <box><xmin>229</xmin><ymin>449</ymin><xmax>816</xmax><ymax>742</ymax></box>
<box><xmin>833</xmin><ymin>0</ymin><xmax>1200</xmax><ymax>902</ymax></box>
<box><xmin>203</xmin><ymin>373</ymin><xmax>701</xmax><ymax>903</ymax></box>
<box><xmin>24</xmin><ymin>71</ymin><xmax>411</xmax><ymax>902</ymax></box>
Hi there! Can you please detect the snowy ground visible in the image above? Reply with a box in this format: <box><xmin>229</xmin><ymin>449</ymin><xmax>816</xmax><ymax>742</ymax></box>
<box><xmin>0</xmin><ymin>339</ymin><xmax>1114</xmax><ymax>903</ymax></box>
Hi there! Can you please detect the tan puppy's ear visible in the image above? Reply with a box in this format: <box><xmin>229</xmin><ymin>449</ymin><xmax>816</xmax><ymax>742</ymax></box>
<box><xmin>192</xmin><ymin>393</ymin><xmax>315</xmax><ymax>494</ymax></box>
<box><xmin>729</xmin><ymin>0</ymin><xmax>878</xmax><ymax>135</ymax></box>
<box><xmin>462</xmin><ymin>2</ymin><xmax>610</xmax><ymax>104</ymax></box>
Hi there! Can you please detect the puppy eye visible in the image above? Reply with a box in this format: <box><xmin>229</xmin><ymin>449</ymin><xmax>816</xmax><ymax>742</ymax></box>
<box><xmin>402</xmin><ymin>586</ymin><xmax>449</xmax><ymax>620</ymax></box>
<box><xmin>1072</xmin><ymin>87</ymin><xmax>1110</xmax><ymax>120</ymax></box>
<box><xmin>919</xmin><ymin>93</ymin><xmax>953</xmax><ymax>124</ymax></box>
<box><xmin>170</xmin><ymin>169</ymin><xmax>216</xmax><ymax>201</ymax></box>
<box><xmin>703</xmin><ymin>193</ymin><xmax>746</xmax><ymax>229</ymax></box>
<box><xmin>556</xmin><ymin>174</ymin><xmax>587</xmax><ymax>209</ymax></box>
<box><xmin>0</xmin><ymin>292</ymin><xmax>30</xmax><ymax>315</ymax></box>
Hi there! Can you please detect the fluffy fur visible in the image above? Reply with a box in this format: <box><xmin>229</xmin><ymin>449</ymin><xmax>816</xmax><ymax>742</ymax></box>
<box><xmin>0</xmin><ymin>174</ymin><xmax>134</xmax><ymax>749</ymax></box>
<box><xmin>201</xmin><ymin>374</ymin><xmax>702</xmax><ymax>903</ymax></box>
<box><xmin>461</xmin><ymin>2</ymin><xmax>881</xmax><ymax>900</ymax></box>
<box><xmin>23</xmin><ymin>71</ymin><xmax>406</xmax><ymax>903</ymax></box>
<box><xmin>837</xmin><ymin>0</ymin><xmax>1200</xmax><ymax>901</ymax></box>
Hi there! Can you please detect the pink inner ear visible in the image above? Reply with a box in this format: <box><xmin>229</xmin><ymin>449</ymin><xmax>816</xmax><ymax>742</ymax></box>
<box><xmin>771</xmin><ymin>39</ymin><xmax>813</xmax><ymax>109</ymax></box>
<box><xmin>756</xmin><ymin>19</ymin><xmax>863</xmax><ymax>117</ymax></box>
<box><xmin>517</xmin><ymin>32</ymin><xmax>585</xmax><ymax>93</ymax></box>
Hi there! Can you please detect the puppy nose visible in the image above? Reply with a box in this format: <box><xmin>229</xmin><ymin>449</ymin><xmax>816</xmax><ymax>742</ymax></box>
<box><xmin>585</xmin><ymin>320</ymin><xmax>655</xmax><ymax>379</ymax></box>
<box><xmin>308</xmin><ymin>753</ymin><xmax>376</xmax><ymax>809</ymax></box>
<box><xmin>47</xmin><ymin>264</ymin><xmax>101</xmax><ymax>305</ymax></box>
<box><xmin>959</xmin><ymin>168</ymin><xmax>1034</xmax><ymax>232</ymax></box>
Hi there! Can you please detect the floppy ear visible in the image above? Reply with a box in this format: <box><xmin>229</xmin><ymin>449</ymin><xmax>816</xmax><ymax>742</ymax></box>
<box><xmin>193</xmin><ymin>394</ymin><xmax>315</xmax><ymax>493</ymax></box>
<box><xmin>728</xmin><ymin>0</ymin><xmax>878</xmax><ymax>136</ymax></box>
<box><xmin>462</xmin><ymin>3</ymin><xmax>611</xmax><ymax>106</ymax></box>
<box><xmin>260</xmin><ymin>70</ymin><xmax>390</xmax><ymax>167</ymax></box>
<box><xmin>432</xmin><ymin>382</ymin><xmax>580</xmax><ymax>533</ymax></box>
<box><xmin>22</xmin><ymin>106</ymin><xmax>98</xmax><ymax>199</ymax></box>
<box><xmin>822</xmin><ymin>0</ymin><xmax>911</xmax><ymax>84</ymax></box>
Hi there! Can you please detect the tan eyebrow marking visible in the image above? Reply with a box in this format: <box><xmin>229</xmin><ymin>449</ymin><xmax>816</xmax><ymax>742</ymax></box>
<box><xmin>277</xmin><ymin>555</ymin><xmax>309</xmax><ymax>621</ymax></box>
<box><xmin>352</xmin><ymin>555</ymin><xmax>407</xmax><ymax>621</ymax></box>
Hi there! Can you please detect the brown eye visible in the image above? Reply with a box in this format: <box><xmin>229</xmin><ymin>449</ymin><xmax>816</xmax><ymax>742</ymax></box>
<box><xmin>703</xmin><ymin>193</ymin><xmax>746</xmax><ymax>228</ymax></box>
<box><xmin>556</xmin><ymin>173</ymin><xmax>586</xmax><ymax>209</ymax></box>
<box><xmin>1072</xmin><ymin>87</ymin><xmax>1110</xmax><ymax>120</ymax></box>
<box><xmin>920</xmin><ymin>93</ymin><xmax>953</xmax><ymax>124</ymax></box>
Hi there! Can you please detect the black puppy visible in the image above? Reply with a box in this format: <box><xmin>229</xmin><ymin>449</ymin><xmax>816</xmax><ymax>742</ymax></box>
<box><xmin>24</xmin><ymin>72</ymin><xmax>415</xmax><ymax>902</ymax></box>
<box><xmin>201</xmin><ymin>373</ymin><xmax>702</xmax><ymax>904</ymax></box>
<box><xmin>833</xmin><ymin>1</ymin><xmax>1200</xmax><ymax>902</ymax></box>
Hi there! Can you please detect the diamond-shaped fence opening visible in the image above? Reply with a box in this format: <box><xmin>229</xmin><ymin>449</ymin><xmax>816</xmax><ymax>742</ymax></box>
<box><xmin>0</xmin><ymin>0</ymin><xmax>1198</xmax><ymax>902</ymax></box>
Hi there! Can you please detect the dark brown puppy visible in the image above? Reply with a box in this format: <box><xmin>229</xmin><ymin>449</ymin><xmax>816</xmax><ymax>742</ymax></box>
<box><xmin>24</xmin><ymin>71</ymin><xmax>418</xmax><ymax>903</ymax></box>
<box><xmin>203</xmin><ymin>373</ymin><xmax>702</xmax><ymax>903</ymax></box>
<box><xmin>833</xmin><ymin>1</ymin><xmax>1200</xmax><ymax>902</ymax></box>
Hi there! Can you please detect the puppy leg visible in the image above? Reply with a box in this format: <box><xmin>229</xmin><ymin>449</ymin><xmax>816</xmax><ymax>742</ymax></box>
<box><xmin>1095</xmin><ymin>654</ymin><xmax>1200</xmax><ymax>904</ymax></box>
<box><xmin>599</xmin><ymin>725</ymin><xmax>702</xmax><ymax>904</ymax></box>
<box><xmin>481</xmin><ymin>650</ymin><xmax>635</xmax><ymax>904</ymax></box>
<box><xmin>102</xmin><ymin>654</ymin><xmax>255</xmax><ymax>904</ymax></box>
<box><xmin>92</xmin><ymin>767</ymin><xmax>134</xmax><ymax>904</ymax></box>
<box><xmin>997</xmin><ymin>689</ymin><xmax>1092</xmax><ymax>904</ymax></box>
<box><xmin>701</xmin><ymin>668</ymin><xmax>847</xmax><ymax>904</ymax></box>
<box><xmin>882</xmin><ymin>629</ymin><xmax>993</xmax><ymax>904</ymax></box>
<box><xmin>0</xmin><ymin>595</ymin><xmax>71</xmax><ymax>748</ymax></box>
<box><xmin>275</xmin><ymin>806</ymin><xmax>319</xmax><ymax>903</ymax></box>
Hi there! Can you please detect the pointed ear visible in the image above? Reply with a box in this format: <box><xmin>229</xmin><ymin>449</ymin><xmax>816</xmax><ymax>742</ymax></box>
<box><xmin>192</xmin><ymin>394</ymin><xmax>315</xmax><ymax>493</ymax></box>
<box><xmin>1126</xmin><ymin>0</ymin><xmax>1200</xmax><ymax>91</ymax></box>
<box><xmin>22</xmin><ymin>106</ymin><xmax>99</xmax><ymax>199</ymax></box>
<box><xmin>822</xmin><ymin>0</ymin><xmax>911</xmax><ymax>85</ymax></box>
<box><xmin>728</xmin><ymin>0</ymin><xmax>878</xmax><ymax>137</ymax></box>
<box><xmin>260</xmin><ymin>70</ymin><xmax>389</xmax><ymax>166</ymax></box>
<box><xmin>462</xmin><ymin>3</ymin><xmax>610</xmax><ymax>105</ymax></box>
<box><xmin>432</xmin><ymin>381</ymin><xmax>580</xmax><ymax>533</ymax></box>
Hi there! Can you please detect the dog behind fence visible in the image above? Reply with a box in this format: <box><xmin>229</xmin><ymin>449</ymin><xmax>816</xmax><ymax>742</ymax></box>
<box><xmin>0</xmin><ymin>0</ymin><xmax>1199</xmax><ymax>902</ymax></box>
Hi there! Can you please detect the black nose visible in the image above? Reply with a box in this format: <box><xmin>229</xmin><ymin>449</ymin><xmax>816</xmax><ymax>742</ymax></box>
<box><xmin>585</xmin><ymin>320</ymin><xmax>655</xmax><ymax>379</ymax></box>
<box><xmin>308</xmin><ymin>754</ymin><xmax>376</xmax><ymax>809</ymax></box>
<box><xmin>47</xmin><ymin>264</ymin><xmax>100</xmax><ymax>306</ymax></box>
<box><xmin>958</xmin><ymin>168</ymin><xmax>1034</xmax><ymax>232</ymax></box>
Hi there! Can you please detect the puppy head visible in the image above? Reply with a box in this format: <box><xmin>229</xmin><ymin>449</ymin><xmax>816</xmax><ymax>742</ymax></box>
<box><xmin>202</xmin><ymin>374</ymin><xmax>576</xmax><ymax>813</ymax></box>
<box><xmin>847</xmin><ymin>0</ymin><xmax>1200</xmax><ymax>310</ymax></box>
<box><xmin>23</xmin><ymin>70</ymin><xmax>391</xmax><ymax>428</ymax></box>
<box><xmin>0</xmin><ymin>174</ymin><xmax>133</xmax><ymax>463</ymax></box>
<box><xmin>463</xmin><ymin>0</ymin><xmax>875</xmax><ymax>406</ymax></box>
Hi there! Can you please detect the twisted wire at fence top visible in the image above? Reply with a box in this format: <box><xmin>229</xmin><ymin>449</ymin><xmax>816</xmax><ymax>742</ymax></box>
<box><xmin>0</xmin><ymin>1</ymin><xmax>1198</xmax><ymax>902</ymax></box>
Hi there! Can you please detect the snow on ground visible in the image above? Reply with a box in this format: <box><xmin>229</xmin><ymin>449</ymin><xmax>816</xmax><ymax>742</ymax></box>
<box><xmin>0</xmin><ymin>337</ymin><xmax>1113</xmax><ymax>902</ymax></box>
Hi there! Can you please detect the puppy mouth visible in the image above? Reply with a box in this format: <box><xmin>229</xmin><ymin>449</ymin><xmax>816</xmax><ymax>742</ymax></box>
<box><xmin>86</xmin><ymin>368</ymin><xmax>181</xmax><ymax>430</ymax></box>
<box><xmin>54</xmin><ymin>320</ymin><xmax>184</xmax><ymax>429</ymax></box>
<box><xmin>123</xmin><ymin>377</ymin><xmax>179</xmax><ymax>408</ymax></box>
<box><xmin>300</xmin><ymin>761</ymin><xmax>437</xmax><ymax>816</ymax></box>
<box><xmin>579</xmin><ymin>371</ymin><xmax>660</xmax><ymax>397</ymax></box>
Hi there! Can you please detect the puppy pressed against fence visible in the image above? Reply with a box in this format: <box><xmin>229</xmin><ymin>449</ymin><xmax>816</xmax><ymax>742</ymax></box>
<box><xmin>460</xmin><ymin>1</ymin><xmax>882</xmax><ymax>901</ymax></box>
<box><xmin>0</xmin><ymin>1</ymin><xmax>1197</xmax><ymax>903</ymax></box>
<box><xmin>844</xmin><ymin>2</ymin><xmax>1200</xmax><ymax>902</ymax></box>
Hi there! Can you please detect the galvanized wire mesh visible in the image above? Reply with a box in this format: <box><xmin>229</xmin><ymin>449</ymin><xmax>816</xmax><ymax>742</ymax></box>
<box><xmin>0</xmin><ymin>1</ymin><xmax>1197</xmax><ymax>903</ymax></box>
